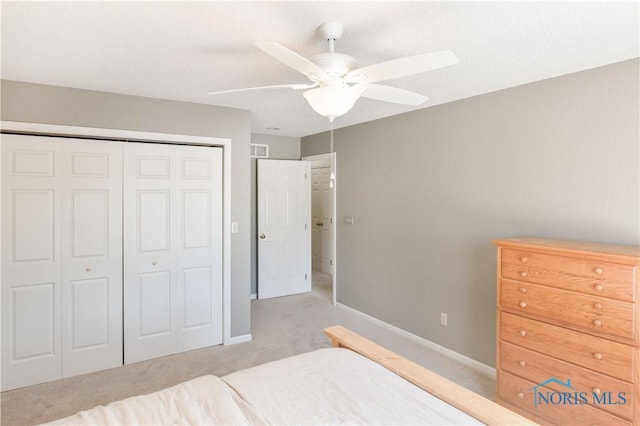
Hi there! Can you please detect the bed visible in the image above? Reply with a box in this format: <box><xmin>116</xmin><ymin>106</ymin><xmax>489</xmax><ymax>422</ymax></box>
<box><xmin>47</xmin><ymin>326</ymin><xmax>537</xmax><ymax>425</ymax></box>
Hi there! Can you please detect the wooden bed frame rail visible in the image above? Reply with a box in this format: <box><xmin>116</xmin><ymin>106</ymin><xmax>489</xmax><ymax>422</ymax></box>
<box><xmin>324</xmin><ymin>325</ymin><xmax>537</xmax><ymax>426</ymax></box>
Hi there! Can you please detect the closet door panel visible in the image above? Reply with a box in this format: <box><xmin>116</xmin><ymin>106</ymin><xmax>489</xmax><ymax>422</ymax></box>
<box><xmin>176</xmin><ymin>146</ymin><xmax>223</xmax><ymax>351</ymax></box>
<box><xmin>70</xmin><ymin>190</ymin><xmax>108</xmax><ymax>257</ymax></box>
<box><xmin>12</xmin><ymin>283</ymin><xmax>56</xmax><ymax>358</ymax></box>
<box><xmin>138</xmin><ymin>190</ymin><xmax>171</xmax><ymax>252</ymax></box>
<box><xmin>12</xmin><ymin>190</ymin><xmax>55</xmax><ymax>261</ymax></box>
<box><xmin>69</xmin><ymin>277</ymin><xmax>109</xmax><ymax>348</ymax></box>
<box><xmin>1</xmin><ymin>135</ymin><xmax>62</xmax><ymax>391</ymax></box>
<box><xmin>61</xmin><ymin>139</ymin><xmax>123</xmax><ymax>377</ymax></box>
<box><xmin>124</xmin><ymin>143</ymin><xmax>177</xmax><ymax>364</ymax></box>
<box><xmin>182</xmin><ymin>266</ymin><xmax>212</xmax><ymax>328</ymax></box>
<box><xmin>124</xmin><ymin>143</ymin><xmax>223</xmax><ymax>363</ymax></box>
<box><xmin>138</xmin><ymin>270</ymin><xmax>172</xmax><ymax>337</ymax></box>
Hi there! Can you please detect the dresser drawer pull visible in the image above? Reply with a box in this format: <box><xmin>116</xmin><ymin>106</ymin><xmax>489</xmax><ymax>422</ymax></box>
<box><xmin>594</xmin><ymin>352</ymin><xmax>603</xmax><ymax>360</ymax></box>
<box><xmin>519</xmin><ymin>287</ymin><xmax>527</xmax><ymax>294</ymax></box>
<box><xmin>518</xmin><ymin>360</ymin><xmax>526</xmax><ymax>367</ymax></box>
<box><xmin>593</xmin><ymin>388</ymin><xmax>601</xmax><ymax>395</ymax></box>
<box><xmin>594</xmin><ymin>283</ymin><xmax>603</xmax><ymax>292</ymax></box>
<box><xmin>519</xmin><ymin>301</ymin><xmax>527</xmax><ymax>308</ymax></box>
<box><xmin>593</xmin><ymin>319</ymin><xmax>602</xmax><ymax>327</ymax></box>
<box><xmin>520</xmin><ymin>256</ymin><xmax>528</xmax><ymax>263</ymax></box>
<box><xmin>518</xmin><ymin>330</ymin><xmax>527</xmax><ymax>337</ymax></box>
<box><xmin>594</xmin><ymin>267</ymin><xmax>603</xmax><ymax>275</ymax></box>
<box><xmin>519</xmin><ymin>271</ymin><xmax>528</xmax><ymax>278</ymax></box>
<box><xmin>517</xmin><ymin>392</ymin><xmax>524</xmax><ymax>399</ymax></box>
<box><xmin>593</xmin><ymin>302</ymin><xmax>602</xmax><ymax>310</ymax></box>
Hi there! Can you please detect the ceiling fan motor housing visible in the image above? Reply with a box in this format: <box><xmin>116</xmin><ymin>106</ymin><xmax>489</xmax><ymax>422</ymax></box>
<box><xmin>309</xmin><ymin>53</ymin><xmax>359</xmax><ymax>78</ymax></box>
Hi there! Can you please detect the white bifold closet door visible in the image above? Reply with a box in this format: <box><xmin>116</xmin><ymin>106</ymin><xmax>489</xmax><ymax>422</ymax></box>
<box><xmin>123</xmin><ymin>143</ymin><xmax>223</xmax><ymax>364</ymax></box>
<box><xmin>1</xmin><ymin>134</ymin><xmax>123</xmax><ymax>391</ymax></box>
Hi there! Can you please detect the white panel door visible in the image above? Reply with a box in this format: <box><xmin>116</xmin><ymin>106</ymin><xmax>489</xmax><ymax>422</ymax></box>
<box><xmin>175</xmin><ymin>145</ymin><xmax>223</xmax><ymax>351</ymax></box>
<box><xmin>61</xmin><ymin>139</ymin><xmax>123</xmax><ymax>377</ymax></box>
<box><xmin>257</xmin><ymin>159</ymin><xmax>311</xmax><ymax>299</ymax></box>
<box><xmin>1</xmin><ymin>134</ymin><xmax>63</xmax><ymax>390</ymax></box>
<box><xmin>124</xmin><ymin>142</ymin><xmax>177</xmax><ymax>363</ymax></box>
<box><xmin>124</xmin><ymin>142</ymin><xmax>223</xmax><ymax>364</ymax></box>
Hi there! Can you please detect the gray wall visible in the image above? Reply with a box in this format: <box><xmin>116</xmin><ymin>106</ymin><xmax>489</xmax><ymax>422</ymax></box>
<box><xmin>1</xmin><ymin>80</ymin><xmax>252</xmax><ymax>338</ymax></box>
<box><xmin>249</xmin><ymin>133</ymin><xmax>301</xmax><ymax>295</ymax></box>
<box><xmin>301</xmin><ymin>59</ymin><xmax>640</xmax><ymax>366</ymax></box>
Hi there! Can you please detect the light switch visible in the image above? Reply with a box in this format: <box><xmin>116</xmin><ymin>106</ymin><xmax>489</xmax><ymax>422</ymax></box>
<box><xmin>231</xmin><ymin>222</ymin><xmax>239</xmax><ymax>233</ymax></box>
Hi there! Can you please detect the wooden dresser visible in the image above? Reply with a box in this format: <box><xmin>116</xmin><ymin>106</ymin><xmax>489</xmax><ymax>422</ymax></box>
<box><xmin>494</xmin><ymin>238</ymin><xmax>640</xmax><ymax>425</ymax></box>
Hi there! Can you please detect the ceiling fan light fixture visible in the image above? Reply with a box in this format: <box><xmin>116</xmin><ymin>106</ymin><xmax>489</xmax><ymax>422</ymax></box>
<box><xmin>303</xmin><ymin>84</ymin><xmax>365</xmax><ymax>121</ymax></box>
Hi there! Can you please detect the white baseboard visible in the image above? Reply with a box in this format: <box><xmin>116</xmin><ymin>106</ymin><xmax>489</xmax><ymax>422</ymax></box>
<box><xmin>336</xmin><ymin>302</ymin><xmax>496</xmax><ymax>378</ymax></box>
<box><xmin>250</xmin><ymin>293</ymin><xmax>257</xmax><ymax>300</ymax></box>
<box><xmin>225</xmin><ymin>333</ymin><xmax>253</xmax><ymax>346</ymax></box>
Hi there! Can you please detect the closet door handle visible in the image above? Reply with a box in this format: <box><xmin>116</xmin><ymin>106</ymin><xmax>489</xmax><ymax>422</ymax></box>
<box><xmin>259</xmin><ymin>234</ymin><xmax>266</xmax><ymax>239</ymax></box>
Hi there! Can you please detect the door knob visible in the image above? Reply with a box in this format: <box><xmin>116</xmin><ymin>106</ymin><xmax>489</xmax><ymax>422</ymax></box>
<box><xmin>259</xmin><ymin>234</ymin><xmax>266</xmax><ymax>239</ymax></box>
<box><xmin>316</xmin><ymin>222</ymin><xmax>323</xmax><ymax>227</ymax></box>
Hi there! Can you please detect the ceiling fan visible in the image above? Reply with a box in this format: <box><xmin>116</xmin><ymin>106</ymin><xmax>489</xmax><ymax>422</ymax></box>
<box><xmin>209</xmin><ymin>22</ymin><xmax>459</xmax><ymax>121</ymax></box>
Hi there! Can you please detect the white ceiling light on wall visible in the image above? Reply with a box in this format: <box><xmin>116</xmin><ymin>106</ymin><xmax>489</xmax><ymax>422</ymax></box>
<box><xmin>209</xmin><ymin>22</ymin><xmax>459</xmax><ymax>122</ymax></box>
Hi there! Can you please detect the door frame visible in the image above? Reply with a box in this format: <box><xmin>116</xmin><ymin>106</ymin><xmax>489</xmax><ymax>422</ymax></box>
<box><xmin>302</xmin><ymin>153</ymin><xmax>337</xmax><ymax>306</ymax></box>
<box><xmin>0</xmin><ymin>121</ymin><xmax>235</xmax><ymax>345</ymax></box>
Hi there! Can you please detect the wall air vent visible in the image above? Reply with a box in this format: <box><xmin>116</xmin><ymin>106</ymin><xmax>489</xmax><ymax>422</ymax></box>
<box><xmin>250</xmin><ymin>144</ymin><xmax>269</xmax><ymax>158</ymax></box>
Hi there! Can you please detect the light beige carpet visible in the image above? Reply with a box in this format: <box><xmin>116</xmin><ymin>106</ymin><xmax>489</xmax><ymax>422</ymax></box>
<box><xmin>1</xmin><ymin>271</ymin><xmax>494</xmax><ymax>425</ymax></box>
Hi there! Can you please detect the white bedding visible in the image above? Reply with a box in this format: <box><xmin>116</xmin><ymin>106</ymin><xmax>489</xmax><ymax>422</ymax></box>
<box><xmin>46</xmin><ymin>348</ymin><xmax>484</xmax><ymax>425</ymax></box>
<box><xmin>45</xmin><ymin>375</ymin><xmax>267</xmax><ymax>425</ymax></box>
<box><xmin>222</xmin><ymin>348</ymin><xmax>483</xmax><ymax>425</ymax></box>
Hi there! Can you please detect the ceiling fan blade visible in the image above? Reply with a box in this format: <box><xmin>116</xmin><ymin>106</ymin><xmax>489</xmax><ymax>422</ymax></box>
<box><xmin>208</xmin><ymin>83</ymin><xmax>316</xmax><ymax>96</ymax></box>
<box><xmin>254</xmin><ymin>42</ymin><xmax>326</xmax><ymax>78</ymax></box>
<box><xmin>360</xmin><ymin>84</ymin><xmax>429</xmax><ymax>106</ymax></box>
<box><xmin>347</xmin><ymin>50</ymin><xmax>458</xmax><ymax>83</ymax></box>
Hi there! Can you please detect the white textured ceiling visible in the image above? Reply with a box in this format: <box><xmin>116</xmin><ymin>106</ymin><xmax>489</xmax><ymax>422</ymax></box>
<box><xmin>1</xmin><ymin>1</ymin><xmax>638</xmax><ymax>137</ymax></box>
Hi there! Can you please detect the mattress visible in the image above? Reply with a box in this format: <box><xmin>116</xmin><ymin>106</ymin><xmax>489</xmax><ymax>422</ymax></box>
<box><xmin>222</xmin><ymin>347</ymin><xmax>483</xmax><ymax>425</ymax></box>
<box><xmin>45</xmin><ymin>347</ymin><xmax>484</xmax><ymax>425</ymax></box>
<box><xmin>46</xmin><ymin>375</ymin><xmax>267</xmax><ymax>425</ymax></box>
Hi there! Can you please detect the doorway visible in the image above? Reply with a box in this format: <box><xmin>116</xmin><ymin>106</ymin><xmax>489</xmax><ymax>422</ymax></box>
<box><xmin>303</xmin><ymin>153</ymin><xmax>336</xmax><ymax>305</ymax></box>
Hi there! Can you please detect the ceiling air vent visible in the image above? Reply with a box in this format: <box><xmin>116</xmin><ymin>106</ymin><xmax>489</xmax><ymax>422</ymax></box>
<box><xmin>250</xmin><ymin>144</ymin><xmax>269</xmax><ymax>158</ymax></box>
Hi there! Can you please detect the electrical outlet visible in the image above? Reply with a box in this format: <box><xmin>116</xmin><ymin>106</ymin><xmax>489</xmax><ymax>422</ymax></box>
<box><xmin>440</xmin><ymin>313</ymin><xmax>448</xmax><ymax>326</ymax></box>
<box><xmin>344</xmin><ymin>216</ymin><xmax>354</xmax><ymax>225</ymax></box>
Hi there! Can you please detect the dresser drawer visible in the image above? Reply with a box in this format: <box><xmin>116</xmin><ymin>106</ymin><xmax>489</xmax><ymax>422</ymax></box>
<box><xmin>501</xmin><ymin>278</ymin><xmax>635</xmax><ymax>340</ymax></box>
<box><xmin>501</xmin><ymin>312</ymin><xmax>634</xmax><ymax>381</ymax></box>
<box><xmin>500</xmin><ymin>341</ymin><xmax>633</xmax><ymax>420</ymax></box>
<box><xmin>498</xmin><ymin>370</ymin><xmax>631</xmax><ymax>425</ymax></box>
<box><xmin>501</xmin><ymin>249</ymin><xmax>636</xmax><ymax>302</ymax></box>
